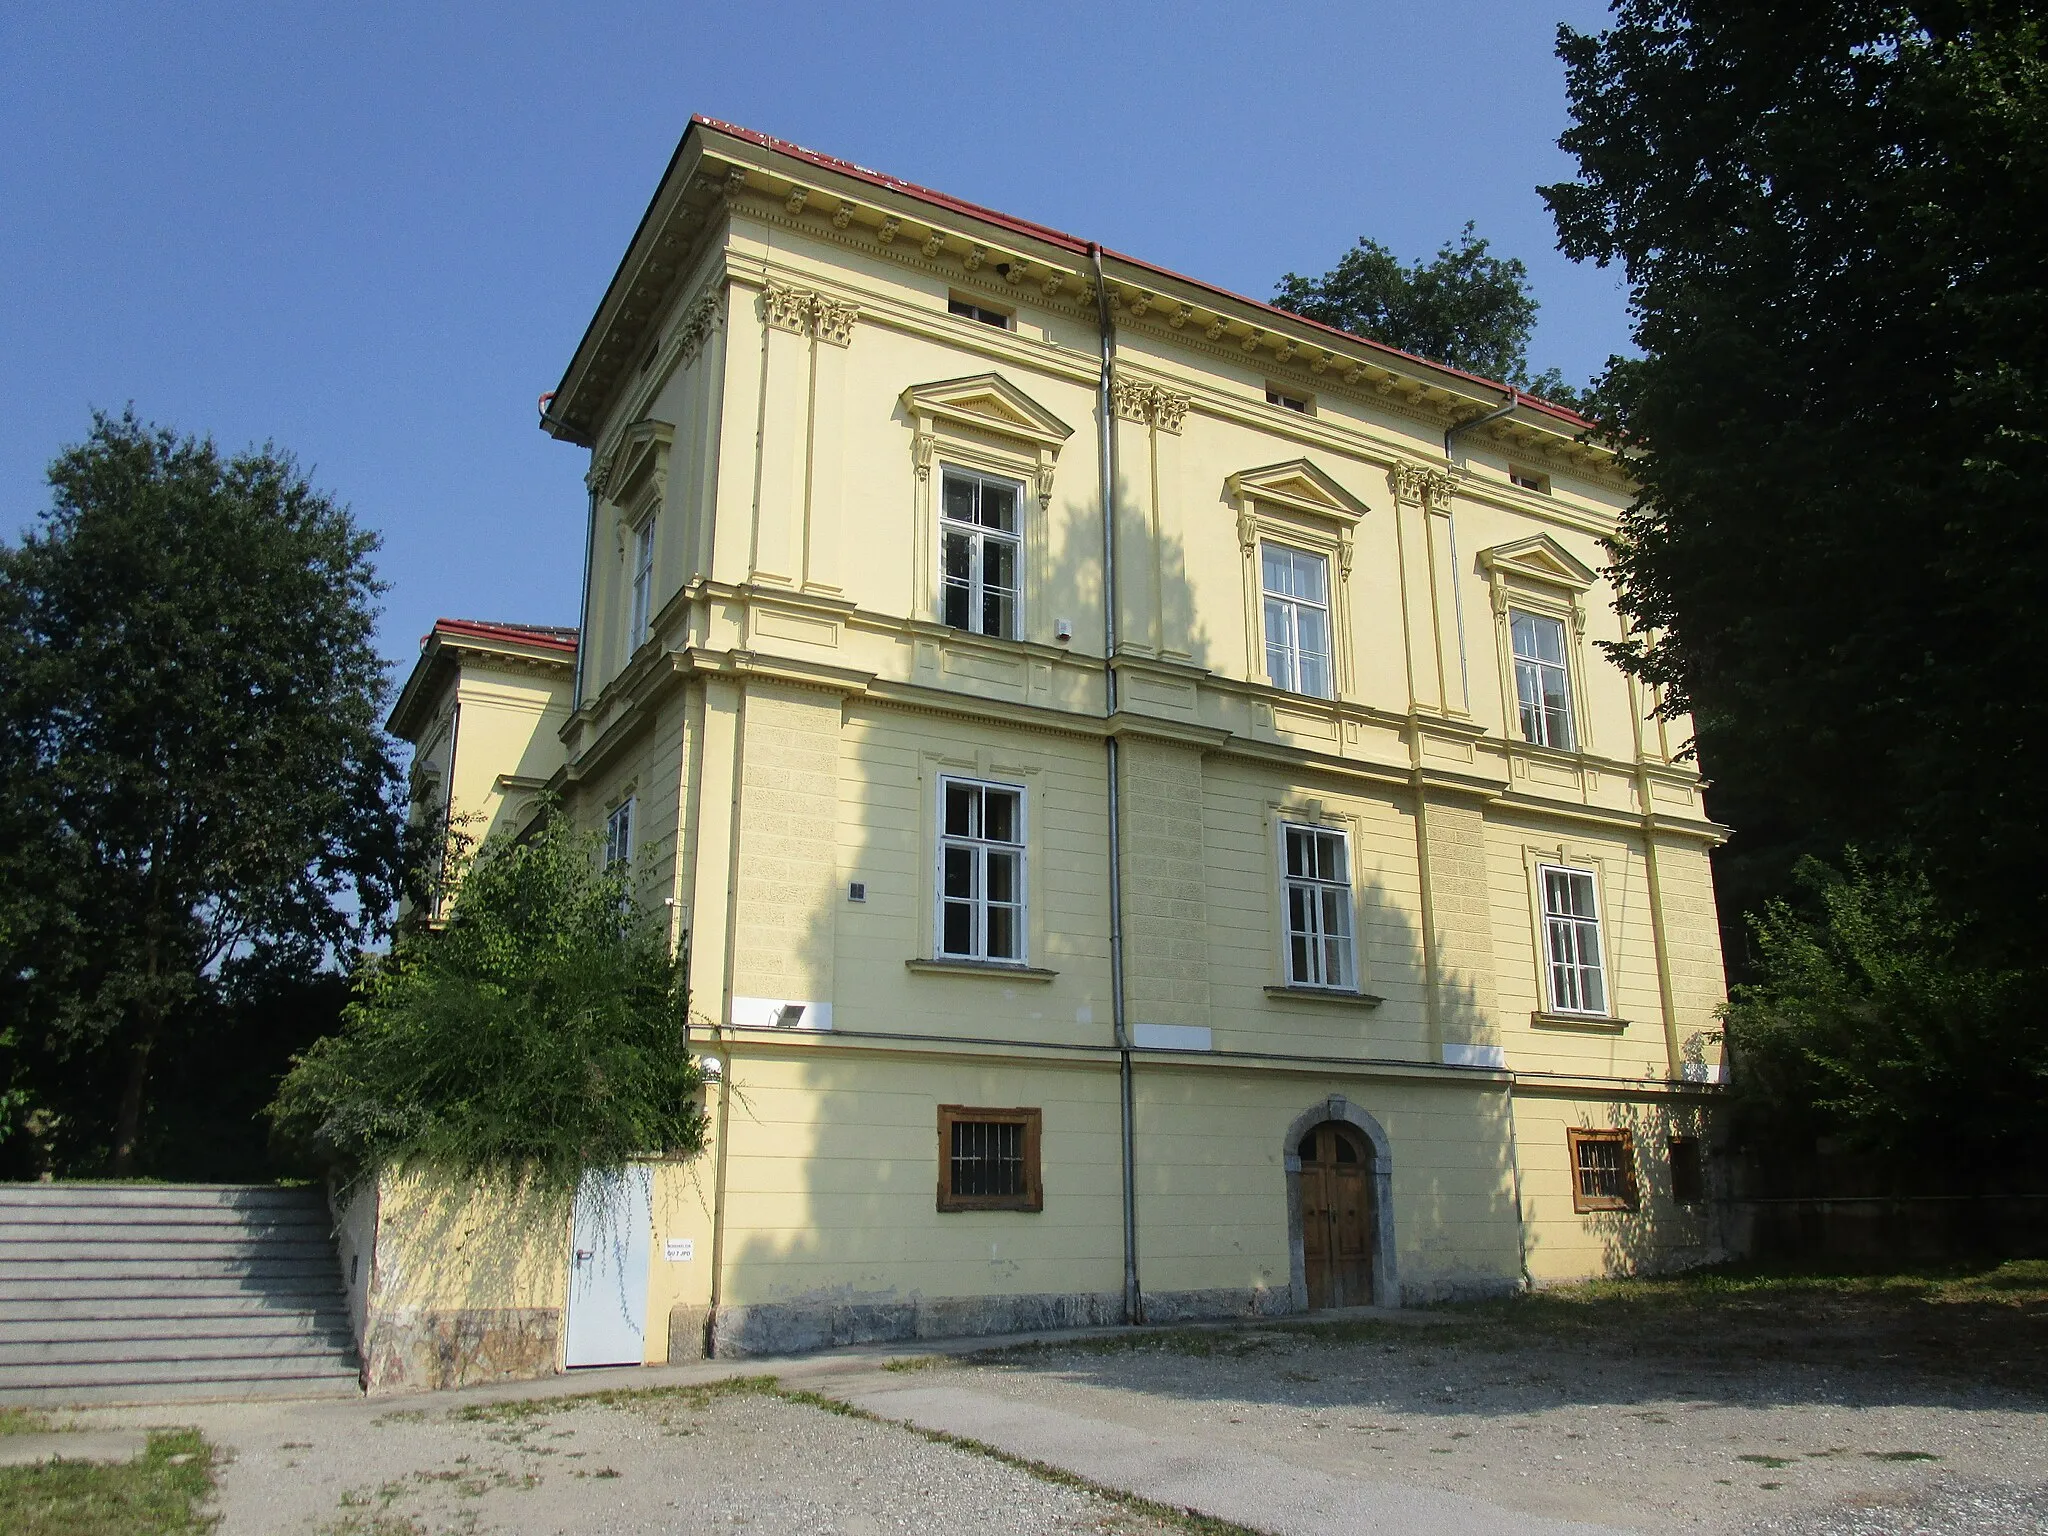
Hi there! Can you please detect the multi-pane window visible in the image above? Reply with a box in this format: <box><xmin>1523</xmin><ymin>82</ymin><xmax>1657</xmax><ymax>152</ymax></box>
<box><xmin>629</xmin><ymin>518</ymin><xmax>655</xmax><ymax>651</ymax></box>
<box><xmin>936</xmin><ymin>1105</ymin><xmax>1042</xmax><ymax>1211</ymax></box>
<box><xmin>1540</xmin><ymin>865</ymin><xmax>1607</xmax><ymax>1015</ymax></box>
<box><xmin>938</xmin><ymin>778</ymin><xmax>1025</xmax><ymax>963</ymax></box>
<box><xmin>1510</xmin><ymin>609</ymin><xmax>1573</xmax><ymax>748</ymax></box>
<box><xmin>948</xmin><ymin>296</ymin><xmax>1012</xmax><ymax>329</ymax></box>
<box><xmin>1568</xmin><ymin>1128</ymin><xmax>1639</xmax><ymax>1212</ymax></box>
<box><xmin>604</xmin><ymin>797</ymin><xmax>634</xmax><ymax>869</ymax></box>
<box><xmin>1262</xmin><ymin>544</ymin><xmax>1332</xmax><ymax>699</ymax></box>
<box><xmin>1283</xmin><ymin>824</ymin><xmax>1355</xmax><ymax>989</ymax></box>
<box><xmin>940</xmin><ymin>470</ymin><xmax>1021</xmax><ymax>640</ymax></box>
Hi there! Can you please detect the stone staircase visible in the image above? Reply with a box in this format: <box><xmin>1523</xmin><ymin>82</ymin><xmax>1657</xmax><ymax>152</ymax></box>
<box><xmin>0</xmin><ymin>1183</ymin><xmax>361</xmax><ymax>1405</ymax></box>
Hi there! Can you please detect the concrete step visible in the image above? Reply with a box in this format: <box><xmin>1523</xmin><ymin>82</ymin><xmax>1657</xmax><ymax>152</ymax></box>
<box><xmin>0</xmin><ymin>1372</ymin><xmax>363</xmax><ymax>1407</ymax></box>
<box><xmin>0</xmin><ymin>1352</ymin><xmax>359</xmax><ymax>1388</ymax></box>
<box><xmin>0</xmin><ymin>1330</ymin><xmax>355</xmax><ymax>1366</ymax></box>
<box><xmin>0</xmin><ymin>1254</ymin><xmax>340</xmax><ymax>1280</ymax></box>
<box><xmin>0</xmin><ymin>1237</ymin><xmax>339</xmax><ymax>1264</ymax></box>
<box><xmin>0</xmin><ymin>1210</ymin><xmax>331</xmax><ymax>1235</ymax></box>
<box><xmin>0</xmin><ymin>1275</ymin><xmax>345</xmax><ymax>1305</ymax></box>
<box><xmin>1</xmin><ymin>1311</ymin><xmax>350</xmax><ymax>1345</ymax></box>
<box><xmin>0</xmin><ymin>1185</ymin><xmax>323</xmax><ymax>1213</ymax></box>
<box><xmin>0</xmin><ymin>1292</ymin><xmax>348</xmax><ymax>1324</ymax></box>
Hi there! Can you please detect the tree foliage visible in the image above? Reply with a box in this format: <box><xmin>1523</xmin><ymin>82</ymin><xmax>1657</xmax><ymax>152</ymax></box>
<box><xmin>1273</xmin><ymin>223</ymin><xmax>1589</xmax><ymax>405</ymax></box>
<box><xmin>1726</xmin><ymin>852</ymin><xmax>2046</xmax><ymax>1173</ymax></box>
<box><xmin>267</xmin><ymin>810</ymin><xmax>705</xmax><ymax>1197</ymax></box>
<box><xmin>1543</xmin><ymin>3</ymin><xmax>2048</xmax><ymax>956</ymax></box>
<box><xmin>0</xmin><ymin>410</ymin><xmax>405</xmax><ymax>1173</ymax></box>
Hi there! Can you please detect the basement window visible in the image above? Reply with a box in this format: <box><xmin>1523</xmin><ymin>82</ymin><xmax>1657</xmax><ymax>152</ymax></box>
<box><xmin>1568</xmin><ymin>1128</ymin><xmax>1639</xmax><ymax>1213</ymax></box>
<box><xmin>1265</xmin><ymin>386</ymin><xmax>1313</xmax><ymax>414</ymax></box>
<box><xmin>1509</xmin><ymin>466</ymin><xmax>1551</xmax><ymax>494</ymax></box>
<box><xmin>937</xmin><ymin>1105</ymin><xmax>1042</xmax><ymax>1211</ymax></box>
<box><xmin>1669</xmin><ymin>1136</ymin><xmax>1705</xmax><ymax>1206</ymax></box>
<box><xmin>949</xmin><ymin>295</ymin><xmax>1013</xmax><ymax>330</ymax></box>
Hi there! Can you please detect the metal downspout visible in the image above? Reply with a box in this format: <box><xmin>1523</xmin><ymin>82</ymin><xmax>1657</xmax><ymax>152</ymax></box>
<box><xmin>572</xmin><ymin>480</ymin><xmax>598</xmax><ymax>710</ymax></box>
<box><xmin>1092</xmin><ymin>244</ymin><xmax>1141</xmax><ymax>1326</ymax></box>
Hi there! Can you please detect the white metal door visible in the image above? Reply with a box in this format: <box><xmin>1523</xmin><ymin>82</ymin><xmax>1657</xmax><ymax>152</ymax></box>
<box><xmin>564</xmin><ymin>1165</ymin><xmax>652</xmax><ymax>1368</ymax></box>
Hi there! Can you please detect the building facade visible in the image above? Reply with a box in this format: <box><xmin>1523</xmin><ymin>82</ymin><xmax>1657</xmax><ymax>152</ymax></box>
<box><xmin>366</xmin><ymin>117</ymin><xmax>1731</xmax><ymax>1379</ymax></box>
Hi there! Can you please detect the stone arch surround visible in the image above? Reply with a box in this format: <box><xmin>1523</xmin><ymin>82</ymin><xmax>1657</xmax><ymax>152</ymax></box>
<box><xmin>1282</xmin><ymin>1096</ymin><xmax>1400</xmax><ymax>1311</ymax></box>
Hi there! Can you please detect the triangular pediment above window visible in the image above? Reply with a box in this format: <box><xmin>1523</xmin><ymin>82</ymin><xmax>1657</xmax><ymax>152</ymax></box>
<box><xmin>901</xmin><ymin>374</ymin><xmax>1074</xmax><ymax>452</ymax></box>
<box><xmin>1226</xmin><ymin>460</ymin><xmax>1368</xmax><ymax>524</ymax></box>
<box><xmin>1478</xmin><ymin>533</ymin><xmax>1598</xmax><ymax>591</ymax></box>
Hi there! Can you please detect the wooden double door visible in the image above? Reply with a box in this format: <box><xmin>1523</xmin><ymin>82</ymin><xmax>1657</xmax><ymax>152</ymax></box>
<box><xmin>1299</xmin><ymin>1121</ymin><xmax>1374</xmax><ymax>1309</ymax></box>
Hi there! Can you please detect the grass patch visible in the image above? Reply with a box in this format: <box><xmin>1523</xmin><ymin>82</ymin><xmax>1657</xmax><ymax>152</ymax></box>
<box><xmin>1865</xmin><ymin>1449</ymin><xmax>1940</xmax><ymax>1462</ymax></box>
<box><xmin>1738</xmin><ymin>1454</ymin><xmax>1795</xmax><ymax>1468</ymax></box>
<box><xmin>0</xmin><ymin>1428</ymin><xmax>216</xmax><ymax>1535</ymax></box>
<box><xmin>881</xmin><ymin>1354</ymin><xmax>949</xmax><ymax>1373</ymax></box>
<box><xmin>0</xmin><ymin>1408</ymin><xmax>58</xmax><ymax>1437</ymax></box>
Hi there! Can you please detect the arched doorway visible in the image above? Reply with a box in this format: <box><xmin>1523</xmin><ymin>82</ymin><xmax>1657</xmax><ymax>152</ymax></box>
<box><xmin>1297</xmin><ymin>1121</ymin><xmax>1375</xmax><ymax>1309</ymax></box>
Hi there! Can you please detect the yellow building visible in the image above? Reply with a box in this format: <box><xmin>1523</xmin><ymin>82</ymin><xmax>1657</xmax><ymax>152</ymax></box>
<box><xmin>366</xmin><ymin>118</ymin><xmax>1729</xmax><ymax>1387</ymax></box>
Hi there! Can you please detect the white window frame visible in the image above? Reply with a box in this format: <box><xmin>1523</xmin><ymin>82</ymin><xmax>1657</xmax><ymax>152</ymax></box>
<box><xmin>1280</xmin><ymin>821</ymin><xmax>1356</xmax><ymax>990</ymax></box>
<box><xmin>1538</xmin><ymin>863</ymin><xmax>1608</xmax><ymax>1016</ymax></box>
<box><xmin>604</xmin><ymin>797</ymin><xmax>635</xmax><ymax>870</ymax></box>
<box><xmin>1261</xmin><ymin>542</ymin><xmax>1334</xmax><ymax>700</ymax></box>
<box><xmin>1510</xmin><ymin>607</ymin><xmax>1576</xmax><ymax>749</ymax></box>
<box><xmin>938</xmin><ymin>466</ymin><xmax>1024</xmax><ymax>642</ymax></box>
<box><xmin>935</xmin><ymin>774</ymin><xmax>1028</xmax><ymax>965</ymax></box>
<box><xmin>629</xmin><ymin>517</ymin><xmax>655</xmax><ymax>652</ymax></box>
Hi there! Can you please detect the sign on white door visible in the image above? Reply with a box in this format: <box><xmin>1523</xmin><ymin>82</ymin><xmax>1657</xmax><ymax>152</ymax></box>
<box><xmin>564</xmin><ymin>1165</ymin><xmax>652</xmax><ymax>1368</ymax></box>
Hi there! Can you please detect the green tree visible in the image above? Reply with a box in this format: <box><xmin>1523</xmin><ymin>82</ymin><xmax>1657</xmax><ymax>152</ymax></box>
<box><xmin>1726</xmin><ymin>851</ymin><xmax>2046</xmax><ymax>1174</ymax></box>
<box><xmin>0</xmin><ymin>410</ymin><xmax>405</xmax><ymax>1175</ymax></box>
<box><xmin>268</xmin><ymin>810</ymin><xmax>705</xmax><ymax>1195</ymax></box>
<box><xmin>1273</xmin><ymin>222</ymin><xmax>1591</xmax><ymax>405</ymax></box>
<box><xmin>1542</xmin><ymin>3</ymin><xmax>2048</xmax><ymax>957</ymax></box>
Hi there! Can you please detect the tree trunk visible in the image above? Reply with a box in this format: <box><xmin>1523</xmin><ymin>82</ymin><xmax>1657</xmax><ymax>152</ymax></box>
<box><xmin>110</xmin><ymin>1028</ymin><xmax>155</xmax><ymax>1177</ymax></box>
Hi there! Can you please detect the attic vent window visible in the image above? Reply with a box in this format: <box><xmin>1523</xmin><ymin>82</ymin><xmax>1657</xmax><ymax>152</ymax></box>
<box><xmin>949</xmin><ymin>296</ymin><xmax>1012</xmax><ymax>330</ymax></box>
<box><xmin>1265</xmin><ymin>387</ymin><xmax>1312</xmax><ymax>415</ymax></box>
<box><xmin>1510</xmin><ymin>467</ymin><xmax>1551</xmax><ymax>494</ymax></box>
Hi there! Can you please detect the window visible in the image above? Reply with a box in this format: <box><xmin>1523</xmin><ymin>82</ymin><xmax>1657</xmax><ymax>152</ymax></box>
<box><xmin>1265</xmin><ymin>386</ymin><xmax>1312</xmax><ymax>414</ymax></box>
<box><xmin>604</xmin><ymin>798</ymin><xmax>634</xmax><ymax>869</ymax></box>
<box><xmin>940</xmin><ymin>469</ymin><xmax>1021</xmax><ymax>639</ymax></box>
<box><xmin>1282</xmin><ymin>824</ymin><xmax>1355</xmax><ymax>989</ymax></box>
<box><xmin>629</xmin><ymin>518</ymin><xmax>655</xmax><ymax>650</ymax></box>
<box><xmin>938</xmin><ymin>777</ymin><xmax>1026</xmax><ymax>963</ymax></box>
<box><xmin>1261</xmin><ymin>544</ymin><xmax>1333</xmax><ymax>699</ymax></box>
<box><xmin>936</xmin><ymin>1105</ymin><xmax>1042</xmax><ymax>1211</ymax></box>
<box><xmin>1567</xmin><ymin>1128</ymin><xmax>1639</xmax><ymax>1212</ymax></box>
<box><xmin>949</xmin><ymin>295</ymin><xmax>1012</xmax><ymax>329</ymax></box>
<box><xmin>1509</xmin><ymin>466</ymin><xmax>1551</xmax><ymax>494</ymax></box>
<box><xmin>1669</xmin><ymin>1136</ymin><xmax>1705</xmax><ymax>1205</ymax></box>
<box><xmin>1539</xmin><ymin>865</ymin><xmax>1607</xmax><ymax>1015</ymax></box>
<box><xmin>1510</xmin><ymin>609</ymin><xmax>1574</xmax><ymax>748</ymax></box>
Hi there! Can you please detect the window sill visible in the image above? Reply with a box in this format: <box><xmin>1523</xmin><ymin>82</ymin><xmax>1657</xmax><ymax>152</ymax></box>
<box><xmin>1571</xmin><ymin>1199</ymin><xmax>1640</xmax><ymax>1215</ymax></box>
<box><xmin>907</xmin><ymin>959</ymin><xmax>1058</xmax><ymax>982</ymax></box>
<box><xmin>1531</xmin><ymin>1011</ymin><xmax>1629</xmax><ymax>1033</ymax></box>
<box><xmin>1265</xmin><ymin>985</ymin><xmax>1384</xmax><ymax>1007</ymax></box>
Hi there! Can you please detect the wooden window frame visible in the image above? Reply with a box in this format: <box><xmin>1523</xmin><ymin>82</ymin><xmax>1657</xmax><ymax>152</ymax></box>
<box><xmin>1567</xmin><ymin>1128</ymin><xmax>1639</xmax><ymax>1213</ymax></box>
<box><xmin>948</xmin><ymin>294</ymin><xmax>1014</xmax><ymax>330</ymax></box>
<box><xmin>936</xmin><ymin>1105</ymin><xmax>1043</xmax><ymax>1212</ymax></box>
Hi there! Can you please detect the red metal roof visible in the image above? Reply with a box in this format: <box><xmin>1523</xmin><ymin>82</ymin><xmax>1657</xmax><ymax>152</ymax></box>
<box><xmin>695</xmin><ymin>116</ymin><xmax>1592</xmax><ymax>432</ymax></box>
<box><xmin>428</xmin><ymin>618</ymin><xmax>578</xmax><ymax>654</ymax></box>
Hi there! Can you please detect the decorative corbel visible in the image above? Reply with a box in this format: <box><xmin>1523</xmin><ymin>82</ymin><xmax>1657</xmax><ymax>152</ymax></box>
<box><xmin>831</xmin><ymin>200</ymin><xmax>854</xmax><ymax>229</ymax></box>
<box><xmin>1311</xmin><ymin>352</ymin><xmax>1331</xmax><ymax>374</ymax></box>
<box><xmin>1205</xmin><ymin>318</ymin><xmax>1228</xmax><ymax>341</ymax></box>
<box><xmin>1127</xmin><ymin>293</ymin><xmax>1152</xmax><ymax>319</ymax></box>
<box><xmin>1241</xmin><ymin>328</ymin><xmax>1265</xmax><ymax>354</ymax></box>
<box><xmin>1339</xmin><ymin>528</ymin><xmax>1356</xmax><ymax>577</ymax></box>
<box><xmin>1236</xmin><ymin>506</ymin><xmax>1258</xmax><ymax>554</ymax></box>
<box><xmin>784</xmin><ymin>187</ymin><xmax>808</xmax><ymax>215</ymax></box>
<box><xmin>962</xmin><ymin>244</ymin><xmax>986</xmax><ymax>271</ymax></box>
<box><xmin>723</xmin><ymin>167</ymin><xmax>749</xmax><ymax>200</ymax></box>
<box><xmin>920</xmin><ymin>231</ymin><xmax>944</xmax><ymax>258</ymax></box>
<box><xmin>1171</xmin><ymin>304</ymin><xmax>1194</xmax><ymax>330</ymax></box>
<box><xmin>877</xmin><ymin>215</ymin><xmax>901</xmax><ymax>244</ymax></box>
<box><xmin>1041</xmin><ymin>272</ymin><xmax>1064</xmax><ymax>297</ymax></box>
<box><xmin>1344</xmin><ymin>364</ymin><xmax>1367</xmax><ymax>385</ymax></box>
<box><xmin>1273</xmin><ymin>339</ymin><xmax>1297</xmax><ymax>364</ymax></box>
<box><xmin>1034</xmin><ymin>461</ymin><xmax>1056</xmax><ymax>509</ymax></box>
<box><xmin>912</xmin><ymin>430</ymin><xmax>936</xmax><ymax>482</ymax></box>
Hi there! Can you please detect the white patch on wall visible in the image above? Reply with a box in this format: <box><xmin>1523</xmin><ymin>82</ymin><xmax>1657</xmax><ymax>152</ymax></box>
<box><xmin>664</xmin><ymin>1238</ymin><xmax>694</xmax><ymax>1262</ymax></box>
<box><xmin>1681</xmin><ymin>1061</ymin><xmax>1728</xmax><ymax>1084</ymax></box>
<box><xmin>1442</xmin><ymin>1042</ymin><xmax>1507</xmax><ymax>1069</ymax></box>
<box><xmin>1132</xmin><ymin>1023</ymin><xmax>1213</xmax><ymax>1052</ymax></box>
<box><xmin>730</xmin><ymin>997</ymin><xmax>834</xmax><ymax>1031</ymax></box>
<box><xmin>1075</xmin><ymin>1005</ymin><xmax>1094</xmax><ymax>1026</ymax></box>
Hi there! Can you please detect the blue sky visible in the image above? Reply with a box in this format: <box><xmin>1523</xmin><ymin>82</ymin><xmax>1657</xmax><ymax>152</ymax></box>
<box><xmin>2</xmin><ymin>1</ymin><xmax>1628</xmax><ymax>683</ymax></box>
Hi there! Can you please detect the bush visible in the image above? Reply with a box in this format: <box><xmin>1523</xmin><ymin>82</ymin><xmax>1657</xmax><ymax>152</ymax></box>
<box><xmin>1725</xmin><ymin>851</ymin><xmax>2048</xmax><ymax>1176</ymax></box>
<box><xmin>268</xmin><ymin>809</ymin><xmax>705</xmax><ymax>1197</ymax></box>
